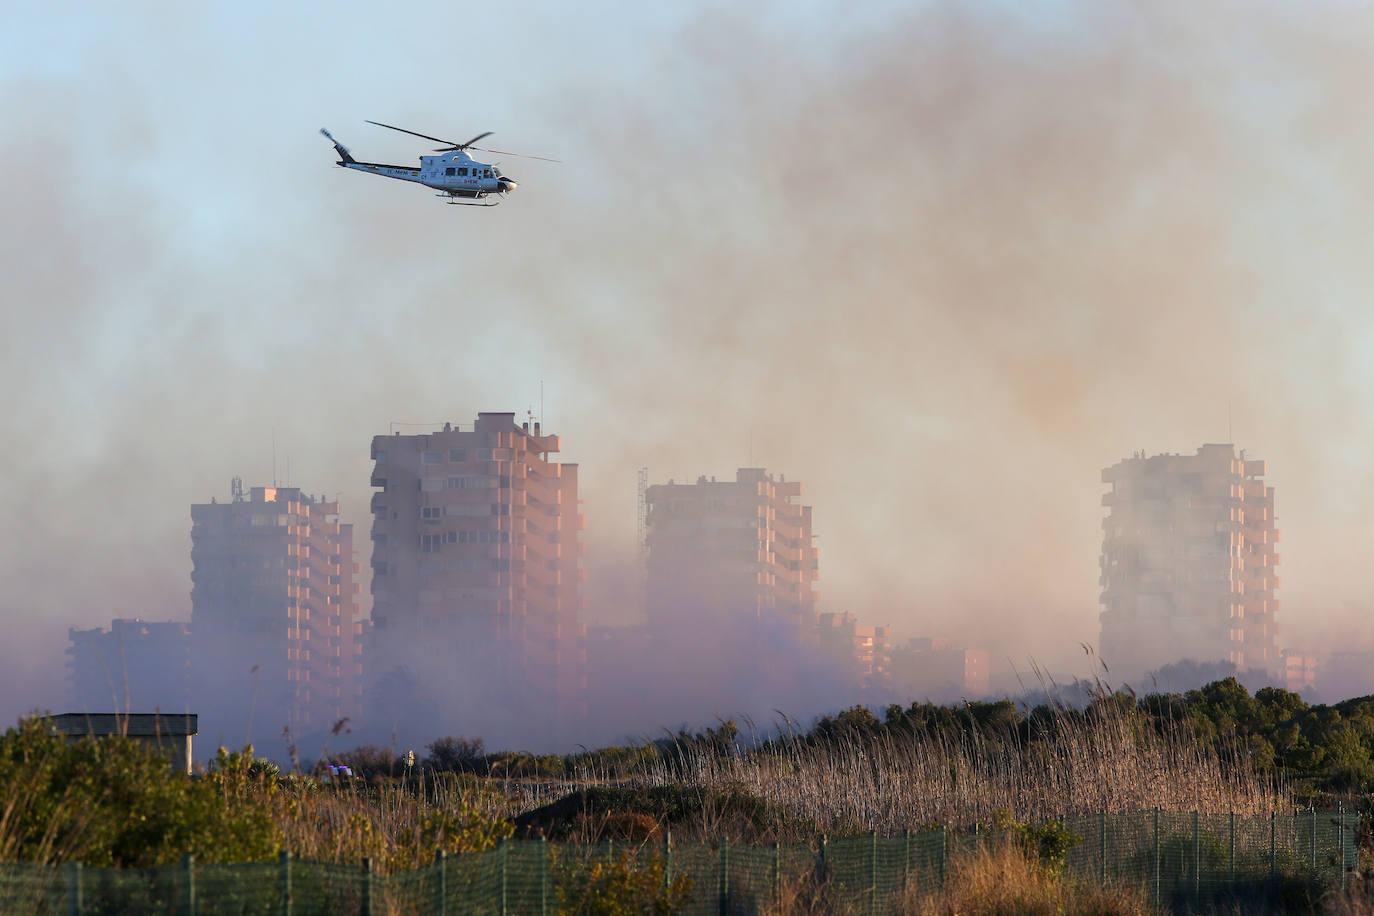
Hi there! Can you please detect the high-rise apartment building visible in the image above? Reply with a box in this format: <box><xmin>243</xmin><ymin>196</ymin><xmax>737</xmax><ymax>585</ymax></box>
<box><xmin>1099</xmin><ymin>444</ymin><xmax>1280</xmax><ymax>679</ymax></box>
<box><xmin>644</xmin><ymin>468</ymin><xmax>819</xmax><ymax>633</ymax></box>
<box><xmin>67</xmin><ymin>618</ymin><xmax>191</xmax><ymax>713</ymax></box>
<box><xmin>368</xmin><ymin>413</ymin><xmax>584</xmax><ymax>740</ymax></box>
<box><xmin>190</xmin><ymin>481</ymin><xmax>361</xmax><ymax>743</ymax></box>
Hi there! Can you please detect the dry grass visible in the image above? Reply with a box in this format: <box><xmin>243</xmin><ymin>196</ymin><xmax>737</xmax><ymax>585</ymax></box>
<box><xmin>1320</xmin><ymin>874</ymin><xmax>1374</xmax><ymax>916</ymax></box>
<box><xmin>914</xmin><ymin>842</ymin><xmax>1152</xmax><ymax>916</ymax></box>
<box><xmin>270</xmin><ymin>773</ymin><xmax>513</xmax><ymax>873</ymax></box>
<box><xmin>609</xmin><ymin>702</ymin><xmax>1282</xmax><ymax>840</ymax></box>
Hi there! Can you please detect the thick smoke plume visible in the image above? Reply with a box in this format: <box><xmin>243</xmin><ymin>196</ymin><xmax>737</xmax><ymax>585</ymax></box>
<box><xmin>6</xmin><ymin>2</ymin><xmax>1374</xmax><ymax>750</ymax></box>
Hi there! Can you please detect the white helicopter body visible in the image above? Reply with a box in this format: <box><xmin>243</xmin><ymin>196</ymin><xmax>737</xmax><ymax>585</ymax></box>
<box><xmin>321</xmin><ymin>121</ymin><xmax>555</xmax><ymax>206</ymax></box>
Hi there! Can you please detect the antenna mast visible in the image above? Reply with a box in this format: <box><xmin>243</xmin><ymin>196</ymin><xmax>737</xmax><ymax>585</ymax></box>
<box><xmin>637</xmin><ymin>467</ymin><xmax>649</xmax><ymax>562</ymax></box>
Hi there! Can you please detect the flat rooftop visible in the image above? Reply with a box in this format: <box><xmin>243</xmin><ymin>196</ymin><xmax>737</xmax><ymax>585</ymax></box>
<box><xmin>49</xmin><ymin>713</ymin><xmax>198</xmax><ymax>738</ymax></box>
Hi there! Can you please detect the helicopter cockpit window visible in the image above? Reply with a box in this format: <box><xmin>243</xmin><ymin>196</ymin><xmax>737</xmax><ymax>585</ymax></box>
<box><xmin>483</xmin><ymin>169</ymin><xmax>492</xmax><ymax>178</ymax></box>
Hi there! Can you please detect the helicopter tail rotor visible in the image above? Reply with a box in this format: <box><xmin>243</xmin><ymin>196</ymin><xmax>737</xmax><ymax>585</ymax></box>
<box><xmin>320</xmin><ymin>128</ymin><xmax>355</xmax><ymax>165</ymax></box>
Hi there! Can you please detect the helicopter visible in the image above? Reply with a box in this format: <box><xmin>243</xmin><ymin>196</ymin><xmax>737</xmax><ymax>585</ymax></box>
<box><xmin>319</xmin><ymin>121</ymin><xmax>558</xmax><ymax>206</ymax></box>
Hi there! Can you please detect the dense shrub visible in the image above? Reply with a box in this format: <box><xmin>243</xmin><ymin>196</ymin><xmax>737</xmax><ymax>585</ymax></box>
<box><xmin>553</xmin><ymin>849</ymin><xmax>694</xmax><ymax>915</ymax></box>
<box><xmin>0</xmin><ymin>716</ymin><xmax>276</xmax><ymax>866</ymax></box>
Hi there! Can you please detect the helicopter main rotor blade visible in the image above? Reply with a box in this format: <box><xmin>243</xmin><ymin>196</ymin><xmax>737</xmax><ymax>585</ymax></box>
<box><xmin>365</xmin><ymin>120</ymin><xmax>458</xmax><ymax>146</ymax></box>
<box><xmin>435</xmin><ymin>131</ymin><xmax>497</xmax><ymax>152</ymax></box>
<box><xmin>474</xmin><ymin>147</ymin><xmax>562</xmax><ymax>163</ymax></box>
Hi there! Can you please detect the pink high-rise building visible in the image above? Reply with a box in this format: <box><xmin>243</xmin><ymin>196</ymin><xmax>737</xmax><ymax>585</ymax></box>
<box><xmin>644</xmin><ymin>468</ymin><xmax>819</xmax><ymax>634</ymax></box>
<box><xmin>191</xmin><ymin>482</ymin><xmax>362</xmax><ymax>743</ymax></box>
<box><xmin>368</xmin><ymin>413</ymin><xmax>585</xmax><ymax>741</ymax></box>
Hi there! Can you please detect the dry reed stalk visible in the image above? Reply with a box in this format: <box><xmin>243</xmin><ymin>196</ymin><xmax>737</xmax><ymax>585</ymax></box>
<box><xmin>616</xmin><ymin>700</ymin><xmax>1282</xmax><ymax>839</ymax></box>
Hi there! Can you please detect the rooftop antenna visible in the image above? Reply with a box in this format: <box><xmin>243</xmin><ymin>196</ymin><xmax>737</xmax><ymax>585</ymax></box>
<box><xmin>636</xmin><ymin>468</ymin><xmax>649</xmax><ymax>562</ymax></box>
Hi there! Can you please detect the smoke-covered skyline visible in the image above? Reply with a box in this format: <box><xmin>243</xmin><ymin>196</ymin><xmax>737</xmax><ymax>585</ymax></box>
<box><xmin>7</xmin><ymin>1</ymin><xmax>1374</xmax><ymax>742</ymax></box>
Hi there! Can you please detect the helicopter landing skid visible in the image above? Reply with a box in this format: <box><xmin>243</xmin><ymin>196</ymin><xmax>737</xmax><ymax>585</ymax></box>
<box><xmin>438</xmin><ymin>194</ymin><xmax>500</xmax><ymax>207</ymax></box>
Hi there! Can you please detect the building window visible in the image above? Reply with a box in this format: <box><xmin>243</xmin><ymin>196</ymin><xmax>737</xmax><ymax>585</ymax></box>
<box><xmin>421</xmin><ymin>506</ymin><xmax>442</xmax><ymax>520</ymax></box>
<box><xmin>454</xmin><ymin>530</ymin><xmax>510</xmax><ymax>544</ymax></box>
<box><xmin>445</xmin><ymin>476</ymin><xmax>494</xmax><ymax>489</ymax></box>
<box><xmin>423</xmin><ymin>451</ymin><xmax>443</xmax><ymax>464</ymax></box>
<box><xmin>449</xmin><ymin>448</ymin><xmax>467</xmax><ymax>462</ymax></box>
<box><xmin>420</xmin><ymin>534</ymin><xmax>443</xmax><ymax>553</ymax></box>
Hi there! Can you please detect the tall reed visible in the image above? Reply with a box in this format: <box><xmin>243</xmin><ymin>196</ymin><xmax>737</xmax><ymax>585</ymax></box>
<box><xmin>611</xmin><ymin>699</ymin><xmax>1281</xmax><ymax>838</ymax></box>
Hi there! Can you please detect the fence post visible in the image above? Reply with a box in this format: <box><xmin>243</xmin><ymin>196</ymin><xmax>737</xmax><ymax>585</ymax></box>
<box><xmin>940</xmin><ymin>825</ymin><xmax>947</xmax><ymax>887</ymax></box>
<box><xmin>1338</xmin><ymin>802</ymin><xmax>1347</xmax><ymax>892</ymax></box>
<box><xmin>1269</xmin><ymin>811</ymin><xmax>1276</xmax><ymax>875</ymax></box>
<box><xmin>1269</xmin><ymin>810</ymin><xmax>1277</xmax><ymax>901</ymax></box>
<box><xmin>361</xmin><ymin>857</ymin><xmax>373</xmax><ymax>916</ymax></box>
<box><xmin>1310</xmin><ymin>807</ymin><xmax>1317</xmax><ymax>877</ymax></box>
<box><xmin>66</xmin><ymin>862</ymin><xmax>82</xmax><ymax>916</ymax></box>
<box><xmin>499</xmin><ymin>836</ymin><xmax>509</xmax><ymax>916</ymax></box>
<box><xmin>1229</xmin><ymin>811</ymin><xmax>1235</xmax><ymax>888</ymax></box>
<box><xmin>771</xmin><ymin>841</ymin><xmax>781</xmax><ymax>907</ymax></box>
<box><xmin>869</xmin><ymin>831</ymin><xmax>878</xmax><ymax>916</ymax></box>
<box><xmin>1152</xmin><ymin>807</ymin><xmax>1159</xmax><ymax>913</ymax></box>
<box><xmin>718</xmin><ymin>837</ymin><xmax>729</xmax><ymax>916</ymax></box>
<box><xmin>663</xmin><ymin>830</ymin><xmax>673</xmax><ymax>892</ymax></box>
<box><xmin>818</xmin><ymin>833</ymin><xmax>829</xmax><ymax>892</ymax></box>
<box><xmin>183</xmin><ymin>853</ymin><xmax>196</xmax><ymax>916</ymax></box>
<box><xmin>902</xmin><ymin>828</ymin><xmax>911</xmax><ymax>892</ymax></box>
<box><xmin>1192</xmin><ymin>810</ymin><xmax>1200</xmax><ymax>910</ymax></box>
<box><xmin>1099</xmin><ymin>811</ymin><xmax>1106</xmax><ymax>884</ymax></box>
<box><xmin>435</xmin><ymin>850</ymin><xmax>447</xmax><ymax>916</ymax></box>
<box><xmin>279</xmin><ymin>850</ymin><xmax>293</xmax><ymax>916</ymax></box>
<box><xmin>539</xmin><ymin>835</ymin><xmax>548</xmax><ymax>916</ymax></box>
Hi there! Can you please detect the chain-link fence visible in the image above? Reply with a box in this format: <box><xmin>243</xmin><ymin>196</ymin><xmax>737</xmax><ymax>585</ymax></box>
<box><xmin>0</xmin><ymin>808</ymin><xmax>1359</xmax><ymax>914</ymax></box>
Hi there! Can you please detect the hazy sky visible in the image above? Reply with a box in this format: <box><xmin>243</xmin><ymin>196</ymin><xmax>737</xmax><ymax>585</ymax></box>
<box><xmin>6</xmin><ymin>1</ymin><xmax>1374</xmax><ymax>726</ymax></box>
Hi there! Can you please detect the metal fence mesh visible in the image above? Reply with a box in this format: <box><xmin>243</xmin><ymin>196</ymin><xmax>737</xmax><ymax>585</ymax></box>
<box><xmin>0</xmin><ymin>808</ymin><xmax>1358</xmax><ymax>914</ymax></box>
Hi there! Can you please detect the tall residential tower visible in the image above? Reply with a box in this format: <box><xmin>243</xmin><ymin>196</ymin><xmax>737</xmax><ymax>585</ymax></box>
<box><xmin>190</xmin><ymin>482</ymin><xmax>361</xmax><ymax>744</ymax></box>
<box><xmin>1099</xmin><ymin>444</ymin><xmax>1280</xmax><ymax>679</ymax></box>
<box><xmin>368</xmin><ymin>413</ymin><xmax>584</xmax><ymax>742</ymax></box>
<box><xmin>644</xmin><ymin>468</ymin><xmax>819</xmax><ymax>633</ymax></box>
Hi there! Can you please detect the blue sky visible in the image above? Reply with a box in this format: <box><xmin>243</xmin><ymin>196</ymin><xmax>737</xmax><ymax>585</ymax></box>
<box><xmin>6</xmin><ymin>1</ymin><xmax>1374</xmax><ymax>728</ymax></box>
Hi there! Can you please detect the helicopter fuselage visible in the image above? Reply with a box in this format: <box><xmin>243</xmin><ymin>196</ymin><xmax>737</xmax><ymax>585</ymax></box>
<box><xmin>337</xmin><ymin>150</ymin><xmax>514</xmax><ymax>198</ymax></box>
